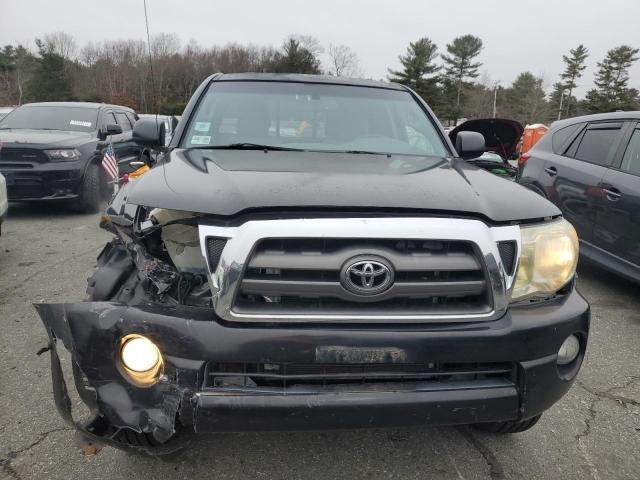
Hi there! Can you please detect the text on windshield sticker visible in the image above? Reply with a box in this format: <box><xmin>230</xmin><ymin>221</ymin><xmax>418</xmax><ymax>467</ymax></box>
<box><xmin>70</xmin><ymin>120</ymin><xmax>92</xmax><ymax>127</ymax></box>
<box><xmin>194</xmin><ymin>122</ymin><xmax>210</xmax><ymax>132</ymax></box>
<box><xmin>191</xmin><ymin>135</ymin><xmax>211</xmax><ymax>145</ymax></box>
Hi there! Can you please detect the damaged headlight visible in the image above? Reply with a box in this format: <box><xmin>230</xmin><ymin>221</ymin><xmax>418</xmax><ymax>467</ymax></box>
<box><xmin>150</xmin><ymin>208</ymin><xmax>207</xmax><ymax>275</ymax></box>
<box><xmin>118</xmin><ymin>334</ymin><xmax>164</xmax><ymax>386</ymax></box>
<box><xmin>510</xmin><ymin>218</ymin><xmax>579</xmax><ymax>302</ymax></box>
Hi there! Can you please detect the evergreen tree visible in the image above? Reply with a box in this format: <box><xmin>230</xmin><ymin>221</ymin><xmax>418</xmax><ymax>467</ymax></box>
<box><xmin>271</xmin><ymin>38</ymin><xmax>321</xmax><ymax>74</ymax></box>
<box><xmin>27</xmin><ymin>39</ymin><xmax>74</xmax><ymax>101</ymax></box>
<box><xmin>583</xmin><ymin>45</ymin><xmax>640</xmax><ymax>113</ymax></box>
<box><xmin>0</xmin><ymin>44</ymin><xmax>37</xmax><ymax>104</ymax></box>
<box><xmin>548</xmin><ymin>82</ymin><xmax>577</xmax><ymax>122</ymax></box>
<box><xmin>560</xmin><ymin>44</ymin><xmax>588</xmax><ymax>117</ymax></box>
<box><xmin>441</xmin><ymin>35</ymin><xmax>483</xmax><ymax>122</ymax></box>
<box><xmin>504</xmin><ymin>72</ymin><xmax>548</xmax><ymax>125</ymax></box>
<box><xmin>388</xmin><ymin>38</ymin><xmax>440</xmax><ymax>103</ymax></box>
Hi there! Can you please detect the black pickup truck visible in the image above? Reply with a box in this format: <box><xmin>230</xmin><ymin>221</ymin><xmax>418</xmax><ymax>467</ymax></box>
<box><xmin>36</xmin><ymin>74</ymin><xmax>589</xmax><ymax>456</ymax></box>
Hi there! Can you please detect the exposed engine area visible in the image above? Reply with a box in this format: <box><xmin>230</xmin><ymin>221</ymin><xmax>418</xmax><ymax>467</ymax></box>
<box><xmin>92</xmin><ymin>206</ymin><xmax>212</xmax><ymax>307</ymax></box>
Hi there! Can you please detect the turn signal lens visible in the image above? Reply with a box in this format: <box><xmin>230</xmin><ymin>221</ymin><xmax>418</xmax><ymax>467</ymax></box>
<box><xmin>511</xmin><ymin>218</ymin><xmax>579</xmax><ymax>301</ymax></box>
<box><xmin>118</xmin><ymin>334</ymin><xmax>163</xmax><ymax>386</ymax></box>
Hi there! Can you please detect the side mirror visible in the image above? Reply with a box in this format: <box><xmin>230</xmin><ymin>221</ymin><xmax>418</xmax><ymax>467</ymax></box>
<box><xmin>99</xmin><ymin>123</ymin><xmax>123</xmax><ymax>140</ymax></box>
<box><xmin>133</xmin><ymin>118</ymin><xmax>164</xmax><ymax>150</ymax></box>
<box><xmin>106</xmin><ymin>123</ymin><xmax>123</xmax><ymax>135</ymax></box>
<box><xmin>455</xmin><ymin>131</ymin><xmax>486</xmax><ymax>160</ymax></box>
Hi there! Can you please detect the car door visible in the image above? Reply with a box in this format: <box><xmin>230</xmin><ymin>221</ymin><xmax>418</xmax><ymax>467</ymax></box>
<box><xmin>541</xmin><ymin>122</ymin><xmax>624</xmax><ymax>244</ymax></box>
<box><xmin>101</xmin><ymin>110</ymin><xmax>128</xmax><ymax>158</ymax></box>
<box><xmin>594</xmin><ymin>123</ymin><xmax>640</xmax><ymax>268</ymax></box>
<box><xmin>113</xmin><ymin>111</ymin><xmax>140</xmax><ymax>166</ymax></box>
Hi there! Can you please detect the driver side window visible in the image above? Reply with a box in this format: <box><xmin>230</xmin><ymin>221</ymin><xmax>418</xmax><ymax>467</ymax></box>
<box><xmin>102</xmin><ymin>112</ymin><xmax>117</xmax><ymax>129</ymax></box>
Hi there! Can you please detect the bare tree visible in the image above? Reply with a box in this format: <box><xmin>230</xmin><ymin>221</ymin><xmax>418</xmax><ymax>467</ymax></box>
<box><xmin>288</xmin><ymin>34</ymin><xmax>324</xmax><ymax>57</ymax></box>
<box><xmin>327</xmin><ymin>44</ymin><xmax>361</xmax><ymax>77</ymax></box>
<box><xmin>43</xmin><ymin>31</ymin><xmax>77</xmax><ymax>60</ymax></box>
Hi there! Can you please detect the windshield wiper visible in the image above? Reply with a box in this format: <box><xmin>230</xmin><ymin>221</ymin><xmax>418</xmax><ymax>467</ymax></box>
<box><xmin>189</xmin><ymin>143</ymin><xmax>307</xmax><ymax>152</ymax></box>
<box><xmin>342</xmin><ymin>150</ymin><xmax>390</xmax><ymax>155</ymax></box>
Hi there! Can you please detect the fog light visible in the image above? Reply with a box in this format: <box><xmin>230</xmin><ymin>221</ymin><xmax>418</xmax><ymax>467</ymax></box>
<box><xmin>119</xmin><ymin>334</ymin><xmax>163</xmax><ymax>386</ymax></box>
<box><xmin>557</xmin><ymin>335</ymin><xmax>580</xmax><ymax>365</ymax></box>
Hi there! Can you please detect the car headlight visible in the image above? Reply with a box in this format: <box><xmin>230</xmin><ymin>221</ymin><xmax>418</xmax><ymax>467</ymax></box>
<box><xmin>511</xmin><ymin>218</ymin><xmax>579</xmax><ymax>301</ymax></box>
<box><xmin>44</xmin><ymin>149</ymin><xmax>82</xmax><ymax>161</ymax></box>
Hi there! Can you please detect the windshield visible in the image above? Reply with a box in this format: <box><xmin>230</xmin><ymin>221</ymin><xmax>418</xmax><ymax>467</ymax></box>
<box><xmin>181</xmin><ymin>82</ymin><xmax>449</xmax><ymax>157</ymax></box>
<box><xmin>0</xmin><ymin>105</ymin><xmax>98</xmax><ymax>132</ymax></box>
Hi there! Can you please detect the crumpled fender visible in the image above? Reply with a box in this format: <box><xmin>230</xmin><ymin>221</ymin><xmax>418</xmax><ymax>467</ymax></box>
<box><xmin>35</xmin><ymin>302</ymin><xmax>209</xmax><ymax>451</ymax></box>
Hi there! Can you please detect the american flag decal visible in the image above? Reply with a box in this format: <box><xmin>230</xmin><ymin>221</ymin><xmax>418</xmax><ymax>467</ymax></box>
<box><xmin>101</xmin><ymin>141</ymin><xmax>118</xmax><ymax>180</ymax></box>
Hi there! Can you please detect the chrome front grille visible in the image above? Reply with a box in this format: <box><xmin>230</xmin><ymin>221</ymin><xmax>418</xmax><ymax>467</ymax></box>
<box><xmin>0</xmin><ymin>147</ymin><xmax>49</xmax><ymax>164</ymax></box>
<box><xmin>199</xmin><ymin>217</ymin><xmax>521</xmax><ymax>323</ymax></box>
<box><xmin>234</xmin><ymin>238</ymin><xmax>492</xmax><ymax>316</ymax></box>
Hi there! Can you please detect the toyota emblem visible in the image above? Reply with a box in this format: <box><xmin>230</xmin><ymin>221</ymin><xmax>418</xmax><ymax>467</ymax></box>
<box><xmin>340</xmin><ymin>256</ymin><xmax>394</xmax><ymax>296</ymax></box>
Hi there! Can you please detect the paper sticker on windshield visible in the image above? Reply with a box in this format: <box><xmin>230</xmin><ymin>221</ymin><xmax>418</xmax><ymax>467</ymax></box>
<box><xmin>194</xmin><ymin>122</ymin><xmax>210</xmax><ymax>132</ymax></box>
<box><xmin>70</xmin><ymin>120</ymin><xmax>92</xmax><ymax>127</ymax></box>
<box><xmin>191</xmin><ymin>135</ymin><xmax>211</xmax><ymax>145</ymax></box>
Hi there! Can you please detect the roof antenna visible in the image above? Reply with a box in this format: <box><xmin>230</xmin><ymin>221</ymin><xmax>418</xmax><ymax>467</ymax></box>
<box><xmin>143</xmin><ymin>0</ymin><xmax>159</xmax><ymax>138</ymax></box>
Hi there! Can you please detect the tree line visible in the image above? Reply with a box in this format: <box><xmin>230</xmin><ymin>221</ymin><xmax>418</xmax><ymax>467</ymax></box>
<box><xmin>0</xmin><ymin>31</ymin><xmax>638</xmax><ymax>125</ymax></box>
<box><xmin>388</xmin><ymin>36</ymin><xmax>639</xmax><ymax>125</ymax></box>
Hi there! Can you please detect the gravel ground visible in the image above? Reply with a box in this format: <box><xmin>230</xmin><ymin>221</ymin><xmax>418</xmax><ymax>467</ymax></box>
<box><xmin>0</xmin><ymin>202</ymin><xmax>638</xmax><ymax>480</ymax></box>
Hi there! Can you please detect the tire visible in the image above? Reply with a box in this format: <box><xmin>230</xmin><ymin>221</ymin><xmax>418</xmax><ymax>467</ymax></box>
<box><xmin>75</xmin><ymin>163</ymin><xmax>105</xmax><ymax>213</ymax></box>
<box><xmin>472</xmin><ymin>414</ymin><xmax>542</xmax><ymax>434</ymax></box>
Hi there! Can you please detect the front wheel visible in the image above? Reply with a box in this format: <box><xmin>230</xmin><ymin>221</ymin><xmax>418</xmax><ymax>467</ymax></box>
<box><xmin>472</xmin><ymin>414</ymin><xmax>542</xmax><ymax>434</ymax></box>
<box><xmin>74</xmin><ymin>163</ymin><xmax>107</xmax><ymax>213</ymax></box>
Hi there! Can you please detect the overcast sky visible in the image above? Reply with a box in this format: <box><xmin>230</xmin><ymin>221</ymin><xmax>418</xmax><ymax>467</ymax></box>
<box><xmin>2</xmin><ymin>0</ymin><xmax>639</xmax><ymax>96</ymax></box>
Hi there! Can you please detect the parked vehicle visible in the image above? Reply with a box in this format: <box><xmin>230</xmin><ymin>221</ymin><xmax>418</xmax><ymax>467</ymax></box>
<box><xmin>0</xmin><ymin>107</ymin><xmax>13</xmax><ymax>120</ymax></box>
<box><xmin>36</xmin><ymin>74</ymin><xmax>588</xmax><ymax>456</ymax></box>
<box><xmin>449</xmin><ymin>118</ymin><xmax>523</xmax><ymax>178</ymax></box>
<box><xmin>138</xmin><ymin>114</ymin><xmax>178</xmax><ymax>146</ymax></box>
<box><xmin>0</xmin><ymin>172</ymin><xmax>7</xmax><ymax>236</ymax></box>
<box><xmin>0</xmin><ymin>102</ymin><xmax>141</xmax><ymax>212</ymax></box>
<box><xmin>469</xmin><ymin>151</ymin><xmax>518</xmax><ymax>178</ymax></box>
<box><xmin>519</xmin><ymin>112</ymin><xmax>640</xmax><ymax>282</ymax></box>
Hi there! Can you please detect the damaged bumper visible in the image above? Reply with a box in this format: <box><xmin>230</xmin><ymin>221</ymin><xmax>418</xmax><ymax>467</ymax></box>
<box><xmin>36</xmin><ymin>290</ymin><xmax>589</xmax><ymax>455</ymax></box>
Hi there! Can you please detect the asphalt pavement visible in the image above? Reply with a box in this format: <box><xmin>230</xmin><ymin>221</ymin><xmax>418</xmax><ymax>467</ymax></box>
<box><xmin>0</xmin><ymin>203</ymin><xmax>638</xmax><ymax>480</ymax></box>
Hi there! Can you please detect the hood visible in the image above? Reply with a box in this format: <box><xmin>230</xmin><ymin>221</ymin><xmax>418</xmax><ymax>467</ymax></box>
<box><xmin>449</xmin><ymin>119</ymin><xmax>524</xmax><ymax>159</ymax></box>
<box><xmin>126</xmin><ymin>149</ymin><xmax>559</xmax><ymax>224</ymax></box>
<box><xmin>0</xmin><ymin>129</ymin><xmax>94</xmax><ymax>148</ymax></box>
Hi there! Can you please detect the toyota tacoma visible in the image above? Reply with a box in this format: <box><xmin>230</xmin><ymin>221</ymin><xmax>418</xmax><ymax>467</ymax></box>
<box><xmin>36</xmin><ymin>73</ymin><xmax>589</xmax><ymax>456</ymax></box>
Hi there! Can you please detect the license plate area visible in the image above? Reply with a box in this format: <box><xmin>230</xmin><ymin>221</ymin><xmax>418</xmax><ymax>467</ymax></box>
<box><xmin>315</xmin><ymin>346</ymin><xmax>408</xmax><ymax>364</ymax></box>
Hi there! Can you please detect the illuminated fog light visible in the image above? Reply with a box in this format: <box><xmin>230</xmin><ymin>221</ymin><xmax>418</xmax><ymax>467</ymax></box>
<box><xmin>557</xmin><ymin>335</ymin><xmax>580</xmax><ymax>365</ymax></box>
<box><xmin>119</xmin><ymin>334</ymin><xmax>163</xmax><ymax>386</ymax></box>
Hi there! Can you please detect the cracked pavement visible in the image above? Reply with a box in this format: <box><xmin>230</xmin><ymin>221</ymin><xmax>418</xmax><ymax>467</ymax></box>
<box><xmin>0</xmin><ymin>203</ymin><xmax>639</xmax><ymax>480</ymax></box>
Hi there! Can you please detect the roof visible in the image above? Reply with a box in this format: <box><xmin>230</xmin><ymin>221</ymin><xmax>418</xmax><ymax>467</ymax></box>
<box><xmin>20</xmin><ymin>102</ymin><xmax>135</xmax><ymax>112</ymax></box>
<box><xmin>216</xmin><ymin>72</ymin><xmax>405</xmax><ymax>90</ymax></box>
<box><xmin>552</xmin><ymin>111</ymin><xmax>640</xmax><ymax>130</ymax></box>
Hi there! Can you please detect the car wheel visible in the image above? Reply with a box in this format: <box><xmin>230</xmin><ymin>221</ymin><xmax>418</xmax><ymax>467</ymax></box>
<box><xmin>472</xmin><ymin>414</ymin><xmax>542</xmax><ymax>434</ymax></box>
<box><xmin>75</xmin><ymin>163</ymin><xmax>105</xmax><ymax>213</ymax></box>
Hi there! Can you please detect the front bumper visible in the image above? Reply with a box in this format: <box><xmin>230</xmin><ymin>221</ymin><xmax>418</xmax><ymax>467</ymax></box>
<box><xmin>0</xmin><ymin>162</ymin><xmax>83</xmax><ymax>200</ymax></box>
<box><xmin>36</xmin><ymin>289</ymin><xmax>589</xmax><ymax>455</ymax></box>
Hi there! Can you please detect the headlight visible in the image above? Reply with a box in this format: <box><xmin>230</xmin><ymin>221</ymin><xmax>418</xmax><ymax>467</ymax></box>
<box><xmin>118</xmin><ymin>334</ymin><xmax>163</xmax><ymax>386</ymax></box>
<box><xmin>511</xmin><ymin>218</ymin><xmax>579</xmax><ymax>301</ymax></box>
<box><xmin>44</xmin><ymin>149</ymin><xmax>81</xmax><ymax>161</ymax></box>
